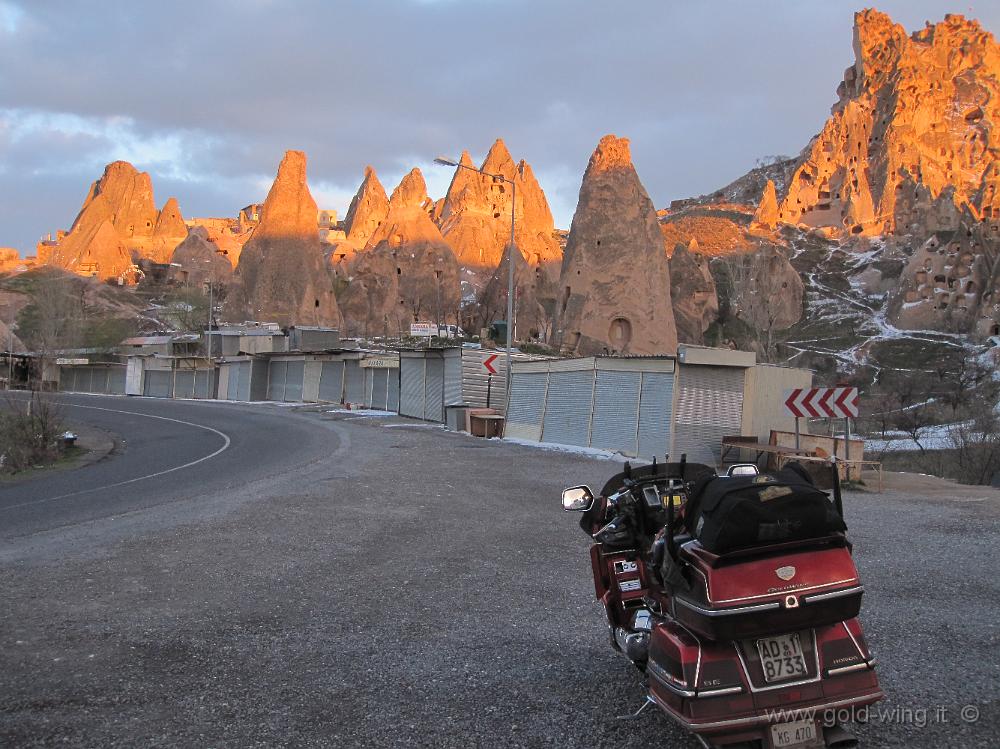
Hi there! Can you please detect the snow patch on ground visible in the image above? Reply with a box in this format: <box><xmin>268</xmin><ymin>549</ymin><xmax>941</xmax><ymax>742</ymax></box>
<box><xmin>500</xmin><ymin>437</ymin><xmax>631</xmax><ymax>462</ymax></box>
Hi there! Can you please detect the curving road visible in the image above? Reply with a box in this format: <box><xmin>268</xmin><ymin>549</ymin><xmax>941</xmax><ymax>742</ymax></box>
<box><xmin>0</xmin><ymin>393</ymin><xmax>345</xmax><ymax>541</ymax></box>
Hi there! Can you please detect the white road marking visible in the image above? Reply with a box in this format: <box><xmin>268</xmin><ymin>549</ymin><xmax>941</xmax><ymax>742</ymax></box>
<box><xmin>0</xmin><ymin>402</ymin><xmax>231</xmax><ymax>511</ymax></box>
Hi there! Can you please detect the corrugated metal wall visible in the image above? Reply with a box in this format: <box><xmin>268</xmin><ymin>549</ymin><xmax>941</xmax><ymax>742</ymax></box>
<box><xmin>673</xmin><ymin>364</ymin><xmax>746</xmax><ymax>464</ymax></box>
<box><xmin>541</xmin><ymin>369</ymin><xmax>595</xmax><ymax>447</ymax></box>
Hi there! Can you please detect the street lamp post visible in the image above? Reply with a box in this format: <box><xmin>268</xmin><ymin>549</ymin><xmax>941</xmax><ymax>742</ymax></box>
<box><xmin>434</xmin><ymin>156</ymin><xmax>516</xmax><ymax>396</ymax></box>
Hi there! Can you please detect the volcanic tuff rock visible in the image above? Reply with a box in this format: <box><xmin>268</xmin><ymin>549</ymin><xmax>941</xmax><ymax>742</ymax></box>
<box><xmin>149</xmin><ymin>197</ymin><xmax>189</xmax><ymax>264</ymax></box>
<box><xmin>0</xmin><ymin>248</ymin><xmax>21</xmax><ymax>274</ymax></box>
<box><xmin>778</xmin><ymin>11</ymin><xmax>1000</xmax><ymax>236</ymax></box>
<box><xmin>752</xmin><ymin>180</ymin><xmax>780</xmax><ymax>230</ymax></box>
<box><xmin>337</xmin><ymin>168</ymin><xmax>460</xmax><ymax>336</ymax></box>
<box><xmin>669</xmin><ymin>242</ymin><xmax>719</xmax><ymax>344</ymax></box>
<box><xmin>343</xmin><ymin>166</ymin><xmax>390</xmax><ymax>248</ymax></box>
<box><xmin>168</xmin><ymin>227</ymin><xmax>234</xmax><ymax>288</ymax></box>
<box><xmin>45</xmin><ymin>161</ymin><xmax>191</xmax><ymax>280</ymax></box>
<box><xmin>225</xmin><ymin>151</ymin><xmax>341</xmax><ymax>328</ymax></box>
<box><xmin>555</xmin><ymin>135</ymin><xmax>677</xmax><ymax>355</ymax></box>
<box><xmin>438</xmin><ymin>139</ymin><xmax>562</xmax><ymax>275</ymax></box>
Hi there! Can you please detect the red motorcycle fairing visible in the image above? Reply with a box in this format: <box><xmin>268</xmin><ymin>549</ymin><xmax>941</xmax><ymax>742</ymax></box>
<box><xmin>646</xmin><ymin>617</ymin><xmax>881</xmax><ymax>742</ymax></box>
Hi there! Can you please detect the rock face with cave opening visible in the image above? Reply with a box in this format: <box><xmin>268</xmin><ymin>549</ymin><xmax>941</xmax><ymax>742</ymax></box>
<box><xmin>778</xmin><ymin>11</ymin><xmax>1000</xmax><ymax>237</ymax></box>
<box><xmin>555</xmin><ymin>135</ymin><xmax>677</xmax><ymax>355</ymax></box>
<box><xmin>336</xmin><ymin>168</ymin><xmax>460</xmax><ymax>337</ymax></box>
<box><xmin>225</xmin><ymin>151</ymin><xmax>341</xmax><ymax>327</ymax></box>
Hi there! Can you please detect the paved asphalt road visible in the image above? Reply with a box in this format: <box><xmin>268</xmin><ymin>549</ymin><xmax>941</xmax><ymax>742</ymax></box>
<box><xmin>1</xmin><ymin>395</ymin><xmax>997</xmax><ymax>748</ymax></box>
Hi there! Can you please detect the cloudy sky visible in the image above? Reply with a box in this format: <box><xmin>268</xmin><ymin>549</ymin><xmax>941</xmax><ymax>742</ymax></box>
<box><xmin>2</xmin><ymin>0</ymin><xmax>997</xmax><ymax>256</ymax></box>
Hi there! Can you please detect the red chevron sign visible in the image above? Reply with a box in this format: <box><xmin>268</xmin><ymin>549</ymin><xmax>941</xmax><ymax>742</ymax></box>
<box><xmin>483</xmin><ymin>354</ymin><xmax>499</xmax><ymax>375</ymax></box>
<box><xmin>784</xmin><ymin>387</ymin><xmax>860</xmax><ymax>418</ymax></box>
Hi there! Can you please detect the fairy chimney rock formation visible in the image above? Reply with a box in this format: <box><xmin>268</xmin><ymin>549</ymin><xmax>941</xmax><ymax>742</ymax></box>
<box><xmin>150</xmin><ymin>196</ymin><xmax>189</xmax><ymax>263</ymax></box>
<box><xmin>438</xmin><ymin>139</ymin><xmax>562</xmax><ymax>272</ymax></box>
<box><xmin>343</xmin><ymin>166</ymin><xmax>390</xmax><ymax>247</ymax></box>
<box><xmin>226</xmin><ymin>150</ymin><xmax>341</xmax><ymax>327</ymax></box>
<box><xmin>752</xmin><ymin>180</ymin><xmax>780</xmax><ymax>229</ymax></box>
<box><xmin>555</xmin><ymin>135</ymin><xmax>678</xmax><ymax>355</ymax></box>
<box><xmin>777</xmin><ymin>10</ymin><xmax>1000</xmax><ymax>236</ymax></box>
<box><xmin>168</xmin><ymin>226</ymin><xmax>234</xmax><ymax>287</ymax></box>
<box><xmin>337</xmin><ymin>168</ymin><xmax>461</xmax><ymax>337</ymax></box>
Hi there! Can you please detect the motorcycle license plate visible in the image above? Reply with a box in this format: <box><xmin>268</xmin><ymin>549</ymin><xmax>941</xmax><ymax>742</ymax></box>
<box><xmin>770</xmin><ymin>718</ymin><xmax>818</xmax><ymax>748</ymax></box>
<box><xmin>756</xmin><ymin>633</ymin><xmax>808</xmax><ymax>683</ymax></box>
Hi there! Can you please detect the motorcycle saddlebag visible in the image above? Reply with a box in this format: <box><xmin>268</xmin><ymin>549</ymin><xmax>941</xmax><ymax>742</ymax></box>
<box><xmin>687</xmin><ymin>468</ymin><xmax>845</xmax><ymax>554</ymax></box>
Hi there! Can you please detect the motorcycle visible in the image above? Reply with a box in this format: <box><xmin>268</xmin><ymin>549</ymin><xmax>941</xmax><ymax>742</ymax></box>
<box><xmin>561</xmin><ymin>455</ymin><xmax>882</xmax><ymax>749</ymax></box>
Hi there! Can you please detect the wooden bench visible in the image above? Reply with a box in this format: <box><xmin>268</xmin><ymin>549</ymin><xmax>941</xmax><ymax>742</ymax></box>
<box><xmin>720</xmin><ymin>436</ymin><xmax>814</xmax><ymax>467</ymax></box>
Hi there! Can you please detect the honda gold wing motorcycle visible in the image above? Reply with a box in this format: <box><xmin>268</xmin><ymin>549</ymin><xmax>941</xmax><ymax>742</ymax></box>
<box><xmin>561</xmin><ymin>456</ymin><xmax>882</xmax><ymax>749</ymax></box>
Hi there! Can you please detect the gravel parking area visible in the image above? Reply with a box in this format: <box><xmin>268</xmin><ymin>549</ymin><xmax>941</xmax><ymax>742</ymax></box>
<box><xmin>1</xmin><ymin>402</ymin><xmax>997</xmax><ymax>747</ymax></box>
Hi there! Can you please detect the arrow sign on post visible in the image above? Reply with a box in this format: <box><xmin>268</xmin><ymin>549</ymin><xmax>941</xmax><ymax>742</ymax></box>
<box><xmin>483</xmin><ymin>354</ymin><xmax>499</xmax><ymax>375</ymax></box>
<box><xmin>784</xmin><ymin>387</ymin><xmax>860</xmax><ymax>418</ymax></box>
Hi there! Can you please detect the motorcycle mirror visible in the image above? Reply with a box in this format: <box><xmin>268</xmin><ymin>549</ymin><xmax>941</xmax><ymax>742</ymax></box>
<box><xmin>727</xmin><ymin>464</ymin><xmax>760</xmax><ymax>477</ymax></box>
<box><xmin>561</xmin><ymin>485</ymin><xmax>595</xmax><ymax>512</ymax></box>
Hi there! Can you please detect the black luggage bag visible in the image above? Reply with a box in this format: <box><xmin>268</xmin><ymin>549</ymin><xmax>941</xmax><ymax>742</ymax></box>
<box><xmin>686</xmin><ymin>464</ymin><xmax>846</xmax><ymax>554</ymax></box>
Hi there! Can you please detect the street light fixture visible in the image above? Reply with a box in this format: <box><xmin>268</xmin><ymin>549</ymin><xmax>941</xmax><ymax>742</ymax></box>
<box><xmin>434</xmin><ymin>155</ymin><xmax>517</xmax><ymax>397</ymax></box>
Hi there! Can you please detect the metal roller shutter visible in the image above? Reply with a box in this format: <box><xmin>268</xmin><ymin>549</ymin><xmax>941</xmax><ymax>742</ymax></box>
<box><xmin>399</xmin><ymin>358</ymin><xmax>424</xmax><ymax>418</ymax></box>
<box><xmin>424</xmin><ymin>356</ymin><xmax>445</xmax><ymax>422</ymax></box>
<box><xmin>76</xmin><ymin>367</ymin><xmax>92</xmax><ymax>393</ymax></box>
<box><xmin>284</xmin><ymin>361</ymin><xmax>304</xmax><ymax>402</ymax></box>
<box><xmin>108</xmin><ymin>368</ymin><xmax>126</xmax><ymax>395</ymax></box>
<box><xmin>387</xmin><ymin>371</ymin><xmax>400</xmax><ymax>412</ymax></box>
<box><xmin>319</xmin><ymin>361</ymin><xmax>344</xmax><ymax>403</ymax></box>
<box><xmin>673</xmin><ymin>365</ymin><xmax>745</xmax><ymax>465</ymax></box>
<box><xmin>507</xmin><ymin>372</ymin><xmax>548</xmax><ymax>429</ymax></box>
<box><xmin>370</xmin><ymin>369</ymin><xmax>389</xmax><ymax>410</ymax></box>
<box><xmin>637</xmin><ymin>372</ymin><xmax>674</xmax><ymax>461</ymax></box>
<box><xmin>226</xmin><ymin>364</ymin><xmax>240</xmax><ymax>400</ymax></box>
<box><xmin>590</xmin><ymin>370</ymin><xmax>641</xmax><ymax>455</ymax></box>
<box><xmin>59</xmin><ymin>368</ymin><xmax>76</xmax><ymax>392</ymax></box>
<box><xmin>236</xmin><ymin>361</ymin><xmax>251</xmax><ymax>401</ymax></box>
<box><xmin>174</xmin><ymin>370</ymin><xmax>195</xmax><ymax>399</ymax></box>
<box><xmin>144</xmin><ymin>370</ymin><xmax>172</xmax><ymax>398</ymax></box>
<box><xmin>345</xmin><ymin>361</ymin><xmax>364</xmax><ymax>404</ymax></box>
<box><xmin>88</xmin><ymin>368</ymin><xmax>109</xmax><ymax>394</ymax></box>
<box><xmin>267</xmin><ymin>360</ymin><xmax>287</xmax><ymax>401</ymax></box>
<box><xmin>542</xmin><ymin>369</ymin><xmax>595</xmax><ymax>447</ymax></box>
<box><xmin>194</xmin><ymin>369</ymin><xmax>213</xmax><ymax>399</ymax></box>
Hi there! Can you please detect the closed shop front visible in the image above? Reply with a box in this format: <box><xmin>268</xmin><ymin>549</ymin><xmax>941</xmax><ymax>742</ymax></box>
<box><xmin>506</xmin><ymin>357</ymin><xmax>678</xmax><ymax>458</ymax></box>
<box><xmin>504</xmin><ymin>368</ymin><xmax>549</xmax><ymax>441</ymax></box>
<box><xmin>541</xmin><ymin>368</ymin><xmax>595</xmax><ymax>448</ymax></box>
<box><xmin>590</xmin><ymin>369</ymin><xmax>641</xmax><ymax>454</ymax></box>
<box><xmin>144</xmin><ymin>370</ymin><xmax>172</xmax><ymax>398</ymax></box>
<box><xmin>673</xmin><ymin>364</ymin><xmax>746</xmax><ymax>465</ymax></box>
<box><xmin>319</xmin><ymin>360</ymin><xmax>344</xmax><ymax>402</ymax></box>
<box><xmin>636</xmin><ymin>371</ymin><xmax>674</xmax><ymax>460</ymax></box>
<box><xmin>267</xmin><ymin>360</ymin><xmax>287</xmax><ymax>401</ymax></box>
<box><xmin>344</xmin><ymin>360</ymin><xmax>364</xmax><ymax>404</ymax></box>
<box><xmin>399</xmin><ymin>354</ymin><xmax>424</xmax><ymax>419</ymax></box>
